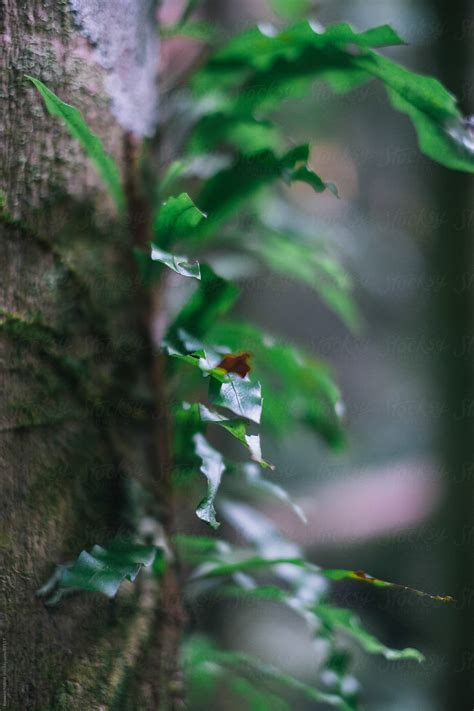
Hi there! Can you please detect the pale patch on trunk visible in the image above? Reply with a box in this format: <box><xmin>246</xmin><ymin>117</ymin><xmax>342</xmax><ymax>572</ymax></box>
<box><xmin>69</xmin><ymin>0</ymin><xmax>159</xmax><ymax>137</ymax></box>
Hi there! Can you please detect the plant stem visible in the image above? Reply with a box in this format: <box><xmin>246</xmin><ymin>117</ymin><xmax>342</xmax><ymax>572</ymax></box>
<box><xmin>123</xmin><ymin>131</ymin><xmax>187</xmax><ymax>709</ymax></box>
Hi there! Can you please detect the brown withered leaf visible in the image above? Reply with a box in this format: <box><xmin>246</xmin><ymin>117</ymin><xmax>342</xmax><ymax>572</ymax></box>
<box><xmin>217</xmin><ymin>351</ymin><xmax>252</xmax><ymax>378</ymax></box>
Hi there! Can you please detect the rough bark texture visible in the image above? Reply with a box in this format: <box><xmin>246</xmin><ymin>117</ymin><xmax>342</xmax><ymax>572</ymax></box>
<box><xmin>0</xmin><ymin>2</ymin><xmax>163</xmax><ymax>708</ymax></box>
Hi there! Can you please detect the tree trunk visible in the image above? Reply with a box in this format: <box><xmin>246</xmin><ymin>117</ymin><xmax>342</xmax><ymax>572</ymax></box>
<box><xmin>0</xmin><ymin>2</ymin><xmax>167</xmax><ymax>708</ymax></box>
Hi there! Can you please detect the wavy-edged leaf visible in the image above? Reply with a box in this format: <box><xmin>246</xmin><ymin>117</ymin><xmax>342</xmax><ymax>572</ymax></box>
<box><xmin>151</xmin><ymin>246</ymin><xmax>201</xmax><ymax>279</ymax></box>
<box><xmin>193</xmin><ymin>555</ymin><xmax>454</xmax><ymax>604</ymax></box>
<box><xmin>209</xmin><ymin>373</ymin><xmax>263</xmax><ymax>424</ymax></box>
<box><xmin>221</xmin><ymin>501</ymin><xmax>453</xmax><ymax>601</ymax></box>
<box><xmin>192</xmin><ymin>554</ymin><xmax>310</xmax><ymax>580</ymax></box>
<box><xmin>353</xmin><ymin>52</ymin><xmax>474</xmax><ymax>172</ymax></box>
<box><xmin>200</xmin><ymin>22</ymin><xmax>403</xmax><ymax>74</ymax></box>
<box><xmin>192</xmin><ymin>21</ymin><xmax>404</xmax><ymax>95</ymax></box>
<box><xmin>26</xmin><ymin>76</ymin><xmax>125</xmax><ymax>211</ymax></box>
<box><xmin>164</xmin><ymin>332</ymin><xmax>238</xmax><ymax>383</ymax></box>
<box><xmin>194</xmin><ymin>21</ymin><xmax>473</xmax><ymax>171</ymax></box>
<box><xmin>164</xmin><ymin>341</ymin><xmax>218</xmax><ymax>375</ymax></box>
<box><xmin>205</xmin><ymin>21</ymin><xmax>400</xmax><ymax>83</ymax></box>
<box><xmin>212</xmin><ymin>581</ymin><xmax>423</xmax><ymax>665</ymax></box>
<box><xmin>312</xmin><ymin>22</ymin><xmax>405</xmax><ymax>48</ymax></box>
<box><xmin>211</xmin><ymin>583</ymin><xmax>423</xmax><ymax>663</ymax></box>
<box><xmin>167</xmin><ymin>320</ymin><xmax>342</xmax><ymax>445</ymax></box>
<box><xmin>231</xmin><ymin>44</ymin><xmax>366</xmax><ymax>114</ymax></box>
<box><xmin>153</xmin><ymin>192</ymin><xmax>206</xmax><ymax>249</ymax></box>
<box><xmin>206</xmin><ymin>320</ymin><xmax>344</xmax><ymax>446</ymax></box>
<box><xmin>37</xmin><ymin>540</ymin><xmax>159</xmax><ymax>605</ymax></box>
<box><xmin>197</xmin><ymin>145</ymin><xmax>337</xmax><ymax>236</ymax></box>
<box><xmin>199</xmin><ymin>403</ymin><xmax>272</xmax><ymax>468</ymax></box>
<box><xmin>217</xmin><ymin>500</ymin><xmax>315</xmax><ymax>593</ymax></box>
<box><xmin>200</xmin><ymin>501</ymin><xmax>426</xmax><ymax>698</ymax></box>
<box><xmin>135</xmin><ymin>246</ymin><xmax>201</xmax><ymax>284</ymax></box>
<box><xmin>187</xmin><ymin>531</ymin><xmax>453</xmax><ymax>604</ymax></box>
<box><xmin>247</xmin><ymin>227</ymin><xmax>361</xmax><ymax>332</ymax></box>
<box><xmin>193</xmin><ymin>433</ymin><xmax>226</xmax><ymax>529</ymax></box>
<box><xmin>315</xmin><ymin>606</ymin><xmax>424</xmax><ymax>662</ymax></box>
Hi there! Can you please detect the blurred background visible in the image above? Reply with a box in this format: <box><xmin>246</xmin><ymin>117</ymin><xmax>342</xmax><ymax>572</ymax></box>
<box><xmin>161</xmin><ymin>1</ymin><xmax>474</xmax><ymax>708</ymax></box>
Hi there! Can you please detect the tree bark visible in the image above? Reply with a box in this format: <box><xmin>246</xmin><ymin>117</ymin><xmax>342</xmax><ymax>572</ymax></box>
<box><xmin>0</xmin><ymin>2</ymin><xmax>167</xmax><ymax>708</ymax></box>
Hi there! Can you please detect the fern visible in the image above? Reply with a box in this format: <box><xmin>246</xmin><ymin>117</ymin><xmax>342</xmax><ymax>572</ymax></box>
<box><xmin>28</xmin><ymin>6</ymin><xmax>469</xmax><ymax>709</ymax></box>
